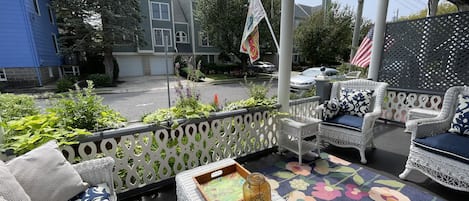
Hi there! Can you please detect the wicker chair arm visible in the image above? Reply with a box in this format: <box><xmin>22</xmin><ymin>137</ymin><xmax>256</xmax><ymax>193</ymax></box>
<box><xmin>362</xmin><ymin>110</ymin><xmax>381</xmax><ymax>131</ymax></box>
<box><xmin>73</xmin><ymin>157</ymin><xmax>116</xmax><ymax>199</ymax></box>
<box><xmin>413</xmin><ymin>117</ymin><xmax>451</xmax><ymax>140</ymax></box>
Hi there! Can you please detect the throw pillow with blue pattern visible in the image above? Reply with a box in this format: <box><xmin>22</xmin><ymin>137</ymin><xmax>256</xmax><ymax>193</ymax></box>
<box><xmin>449</xmin><ymin>94</ymin><xmax>469</xmax><ymax>135</ymax></box>
<box><xmin>339</xmin><ymin>88</ymin><xmax>373</xmax><ymax>117</ymax></box>
<box><xmin>70</xmin><ymin>183</ymin><xmax>111</xmax><ymax>201</ymax></box>
<box><xmin>322</xmin><ymin>98</ymin><xmax>340</xmax><ymax>121</ymax></box>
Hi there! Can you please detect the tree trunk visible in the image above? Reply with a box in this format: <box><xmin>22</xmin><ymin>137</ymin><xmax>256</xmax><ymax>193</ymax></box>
<box><xmin>103</xmin><ymin>47</ymin><xmax>114</xmax><ymax>82</ymax></box>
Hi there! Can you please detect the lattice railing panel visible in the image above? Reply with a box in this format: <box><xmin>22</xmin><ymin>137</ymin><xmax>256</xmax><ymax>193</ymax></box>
<box><xmin>379</xmin><ymin>11</ymin><xmax>469</xmax><ymax>93</ymax></box>
<box><xmin>59</xmin><ymin>98</ymin><xmax>321</xmax><ymax>193</ymax></box>
<box><xmin>381</xmin><ymin>90</ymin><xmax>443</xmax><ymax>122</ymax></box>
<box><xmin>289</xmin><ymin>96</ymin><xmax>321</xmax><ymax>119</ymax></box>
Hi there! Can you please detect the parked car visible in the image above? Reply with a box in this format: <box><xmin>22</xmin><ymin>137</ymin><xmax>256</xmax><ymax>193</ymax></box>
<box><xmin>248</xmin><ymin>61</ymin><xmax>276</xmax><ymax>73</ymax></box>
<box><xmin>290</xmin><ymin>67</ymin><xmax>339</xmax><ymax>91</ymax></box>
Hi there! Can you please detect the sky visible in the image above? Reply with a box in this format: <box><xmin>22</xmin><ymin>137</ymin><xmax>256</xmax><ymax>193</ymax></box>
<box><xmin>295</xmin><ymin>0</ymin><xmax>430</xmax><ymax>22</ymax></box>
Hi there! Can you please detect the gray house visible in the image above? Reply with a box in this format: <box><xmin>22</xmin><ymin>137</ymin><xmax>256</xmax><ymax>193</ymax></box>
<box><xmin>114</xmin><ymin>0</ymin><xmax>318</xmax><ymax>77</ymax></box>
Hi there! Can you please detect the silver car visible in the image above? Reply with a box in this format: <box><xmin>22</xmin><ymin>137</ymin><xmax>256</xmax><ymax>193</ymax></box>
<box><xmin>249</xmin><ymin>61</ymin><xmax>276</xmax><ymax>73</ymax></box>
<box><xmin>290</xmin><ymin>67</ymin><xmax>339</xmax><ymax>91</ymax></box>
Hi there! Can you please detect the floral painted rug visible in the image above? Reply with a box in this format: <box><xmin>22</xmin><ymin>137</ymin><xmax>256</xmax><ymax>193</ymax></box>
<box><xmin>259</xmin><ymin>153</ymin><xmax>444</xmax><ymax>201</ymax></box>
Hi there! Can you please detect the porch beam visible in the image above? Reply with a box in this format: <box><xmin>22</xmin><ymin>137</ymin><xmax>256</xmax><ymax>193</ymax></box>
<box><xmin>368</xmin><ymin>0</ymin><xmax>389</xmax><ymax>81</ymax></box>
<box><xmin>277</xmin><ymin>0</ymin><xmax>295</xmax><ymax>112</ymax></box>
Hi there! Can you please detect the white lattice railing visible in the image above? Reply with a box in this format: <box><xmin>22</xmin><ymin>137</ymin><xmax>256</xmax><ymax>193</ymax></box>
<box><xmin>381</xmin><ymin>89</ymin><xmax>444</xmax><ymax>122</ymax></box>
<box><xmin>59</xmin><ymin>98</ymin><xmax>320</xmax><ymax>193</ymax></box>
<box><xmin>289</xmin><ymin>96</ymin><xmax>321</xmax><ymax>119</ymax></box>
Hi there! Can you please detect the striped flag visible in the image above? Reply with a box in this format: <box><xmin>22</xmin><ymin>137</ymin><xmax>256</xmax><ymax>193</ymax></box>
<box><xmin>240</xmin><ymin>0</ymin><xmax>267</xmax><ymax>63</ymax></box>
<box><xmin>351</xmin><ymin>28</ymin><xmax>374</xmax><ymax>68</ymax></box>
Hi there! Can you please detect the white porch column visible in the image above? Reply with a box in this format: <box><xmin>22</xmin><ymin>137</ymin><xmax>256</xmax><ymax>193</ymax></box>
<box><xmin>277</xmin><ymin>0</ymin><xmax>295</xmax><ymax>113</ymax></box>
<box><xmin>368</xmin><ymin>0</ymin><xmax>389</xmax><ymax>81</ymax></box>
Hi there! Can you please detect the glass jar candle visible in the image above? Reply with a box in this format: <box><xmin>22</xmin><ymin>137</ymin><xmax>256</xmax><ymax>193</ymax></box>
<box><xmin>243</xmin><ymin>172</ymin><xmax>271</xmax><ymax>201</ymax></box>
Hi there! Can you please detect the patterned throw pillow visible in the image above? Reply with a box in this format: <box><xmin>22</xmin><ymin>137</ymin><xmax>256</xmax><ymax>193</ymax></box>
<box><xmin>71</xmin><ymin>183</ymin><xmax>111</xmax><ymax>201</ymax></box>
<box><xmin>339</xmin><ymin>88</ymin><xmax>373</xmax><ymax>117</ymax></box>
<box><xmin>322</xmin><ymin>98</ymin><xmax>340</xmax><ymax>121</ymax></box>
<box><xmin>449</xmin><ymin>94</ymin><xmax>469</xmax><ymax>135</ymax></box>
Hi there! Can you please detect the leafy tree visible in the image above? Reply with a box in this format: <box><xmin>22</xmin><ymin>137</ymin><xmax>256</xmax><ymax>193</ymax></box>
<box><xmin>399</xmin><ymin>3</ymin><xmax>458</xmax><ymax>21</ymax></box>
<box><xmin>195</xmin><ymin>0</ymin><xmax>280</xmax><ymax>65</ymax></box>
<box><xmin>52</xmin><ymin>0</ymin><xmax>144</xmax><ymax>82</ymax></box>
<box><xmin>295</xmin><ymin>4</ymin><xmax>359</xmax><ymax>65</ymax></box>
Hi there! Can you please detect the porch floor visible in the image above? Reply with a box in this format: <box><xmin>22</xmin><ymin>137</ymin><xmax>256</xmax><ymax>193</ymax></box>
<box><xmin>120</xmin><ymin>121</ymin><xmax>469</xmax><ymax>201</ymax></box>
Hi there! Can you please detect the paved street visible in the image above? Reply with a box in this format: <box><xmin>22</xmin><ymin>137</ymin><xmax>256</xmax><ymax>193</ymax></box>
<box><xmin>101</xmin><ymin>82</ymin><xmax>278</xmax><ymax>122</ymax></box>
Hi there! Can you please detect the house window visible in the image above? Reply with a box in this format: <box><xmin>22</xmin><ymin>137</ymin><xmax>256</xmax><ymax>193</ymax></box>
<box><xmin>0</xmin><ymin>68</ymin><xmax>6</xmax><ymax>81</ymax></box>
<box><xmin>175</xmin><ymin>31</ymin><xmax>188</xmax><ymax>43</ymax></box>
<box><xmin>151</xmin><ymin>2</ymin><xmax>170</xmax><ymax>21</ymax></box>
<box><xmin>199</xmin><ymin>32</ymin><xmax>212</xmax><ymax>47</ymax></box>
<box><xmin>154</xmin><ymin>29</ymin><xmax>172</xmax><ymax>47</ymax></box>
<box><xmin>52</xmin><ymin>34</ymin><xmax>59</xmax><ymax>53</ymax></box>
<box><xmin>33</xmin><ymin>0</ymin><xmax>40</xmax><ymax>15</ymax></box>
<box><xmin>48</xmin><ymin>6</ymin><xmax>54</xmax><ymax>24</ymax></box>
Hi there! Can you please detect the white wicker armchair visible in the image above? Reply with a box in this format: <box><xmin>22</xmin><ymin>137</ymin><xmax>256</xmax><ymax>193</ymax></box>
<box><xmin>318</xmin><ymin>79</ymin><xmax>388</xmax><ymax>164</ymax></box>
<box><xmin>399</xmin><ymin>86</ymin><xmax>469</xmax><ymax>192</ymax></box>
<box><xmin>73</xmin><ymin>157</ymin><xmax>117</xmax><ymax>200</ymax></box>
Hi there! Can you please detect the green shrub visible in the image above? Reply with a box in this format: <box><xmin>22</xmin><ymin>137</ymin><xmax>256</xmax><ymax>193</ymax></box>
<box><xmin>56</xmin><ymin>78</ymin><xmax>75</xmax><ymax>92</ymax></box>
<box><xmin>87</xmin><ymin>74</ymin><xmax>112</xmax><ymax>87</ymax></box>
<box><xmin>179</xmin><ymin>67</ymin><xmax>206</xmax><ymax>81</ymax></box>
<box><xmin>48</xmin><ymin>81</ymin><xmax>126</xmax><ymax>131</ymax></box>
<box><xmin>0</xmin><ymin>93</ymin><xmax>39</xmax><ymax>123</ymax></box>
<box><xmin>224</xmin><ymin>77</ymin><xmax>277</xmax><ymax>111</ymax></box>
<box><xmin>1</xmin><ymin>113</ymin><xmax>91</xmax><ymax>155</ymax></box>
<box><xmin>142</xmin><ymin>80</ymin><xmax>215</xmax><ymax>127</ymax></box>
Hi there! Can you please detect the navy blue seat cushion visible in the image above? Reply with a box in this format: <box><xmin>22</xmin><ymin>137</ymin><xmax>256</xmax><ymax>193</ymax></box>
<box><xmin>321</xmin><ymin>115</ymin><xmax>363</xmax><ymax>132</ymax></box>
<box><xmin>413</xmin><ymin>132</ymin><xmax>469</xmax><ymax>164</ymax></box>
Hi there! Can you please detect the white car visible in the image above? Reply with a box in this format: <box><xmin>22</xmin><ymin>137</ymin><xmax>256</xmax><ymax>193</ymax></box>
<box><xmin>248</xmin><ymin>61</ymin><xmax>277</xmax><ymax>73</ymax></box>
<box><xmin>290</xmin><ymin>67</ymin><xmax>339</xmax><ymax>91</ymax></box>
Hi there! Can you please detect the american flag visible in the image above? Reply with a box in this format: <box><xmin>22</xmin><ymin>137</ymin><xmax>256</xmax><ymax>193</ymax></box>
<box><xmin>350</xmin><ymin>28</ymin><xmax>373</xmax><ymax>68</ymax></box>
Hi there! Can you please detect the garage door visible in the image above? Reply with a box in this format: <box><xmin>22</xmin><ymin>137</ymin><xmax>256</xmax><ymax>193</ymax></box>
<box><xmin>150</xmin><ymin>56</ymin><xmax>174</xmax><ymax>75</ymax></box>
<box><xmin>115</xmin><ymin>56</ymin><xmax>144</xmax><ymax>77</ymax></box>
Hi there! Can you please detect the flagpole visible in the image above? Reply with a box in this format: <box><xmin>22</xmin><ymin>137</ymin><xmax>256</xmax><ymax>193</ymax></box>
<box><xmin>264</xmin><ymin>15</ymin><xmax>280</xmax><ymax>51</ymax></box>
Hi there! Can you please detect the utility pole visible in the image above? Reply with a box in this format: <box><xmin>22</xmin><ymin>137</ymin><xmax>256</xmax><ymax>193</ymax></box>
<box><xmin>350</xmin><ymin>0</ymin><xmax>364</xmax><ymax>62</ymax></box>
<box><xmin>322</xmin><ymin>0</ymin><xmax>331</xmax><ymax>23</ymax></box>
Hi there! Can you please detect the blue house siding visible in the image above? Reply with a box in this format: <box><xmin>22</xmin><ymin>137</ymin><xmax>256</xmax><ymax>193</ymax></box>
<box><xmin>29</xmin><ymin>0</ymin><xmax>61</xmax><ymax>67</ymax></box>
<box><xmin>0</xmin><ymin>0</ymin><xmax>37</xmax><ymax>67</ymax></box>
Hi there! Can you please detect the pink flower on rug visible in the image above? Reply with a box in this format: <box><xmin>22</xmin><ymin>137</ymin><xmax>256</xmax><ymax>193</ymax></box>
<box><xmin>345</xmin><ymin>184</ymin><xmax>368</xmax><ymax>200</ymax></box>
<box><xmin>369</xmin><ymin>187</ymin><xmax>410</xmax><ymax>201</ymax></box>
<box><xmin>311</xmin><ymin>182</ymin><xmax>342</xmax><ymax>200</ymax></box>
<box><xmin>329</xmin><ymin>154</ymin><xmax>351</xmax><ymax>166</ymax></box>
<box><xmin>287</xmin><ymin>191</ymin><xmax>317</xmax><ymax>201</ymax></box>
<box><xmin>286</xmin><ymin>162</ymin><xmax>311</xmax><ymax>176</ymax></box>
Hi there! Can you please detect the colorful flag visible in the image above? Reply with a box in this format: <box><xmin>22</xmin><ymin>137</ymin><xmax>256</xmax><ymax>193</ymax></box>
<box><xmin>240</xmin><ymin>0</ymin><xmax>267</xmax><ymax>63</ymax></box>
<box><xmin>351</xmin><ymin>28</ymin><xmax>374</xmax><ymax>68</ymax></box>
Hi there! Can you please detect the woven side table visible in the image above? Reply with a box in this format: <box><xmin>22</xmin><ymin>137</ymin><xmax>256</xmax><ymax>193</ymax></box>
<box><xmin>278</xmin><ymin>117</ymin><xmax>321</xmax><ymax>164</ymax></box>
<box><xmin>175</xmin><ymin>158</ymin><xmax>285</xmax><ymax>201</ymax></box>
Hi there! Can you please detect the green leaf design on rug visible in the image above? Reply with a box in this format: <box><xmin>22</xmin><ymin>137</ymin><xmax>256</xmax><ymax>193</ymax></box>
<box><xmin>374</xmin><ymin>180</ymin><xmax>405</xmax><ymax>188</ymax></box>
<box><xmin>328</xmin><ymin>172</ymin><xmax>349</xmax><ymax>178</ymax></box>
<box><xmin>353</xmin><ymin>174</ymin><xmax>365</xmax><ymax>185</ymax></box>
<box><xmin>314</xmin><ymin>159</ymin><xmax>330</xmax><ymax>175</ymax></box>
<box><xmin>275</xmin><ymin>161</ymin><xmax>287</xmax><ymax>169</ymax></box>
<box><xmin>320</xmin><ymin>152</ymin><xmax>329</xmax><ymax>159</ymax></box>
<box><xmin>330</xmin><ymin>166</ymin><xmax>355</xmax><ymax>173</ymax></box>
<box><xmin>273</xmin><ymin>171</ymin><xmax>296</xmax><ymax>179</ymax></box>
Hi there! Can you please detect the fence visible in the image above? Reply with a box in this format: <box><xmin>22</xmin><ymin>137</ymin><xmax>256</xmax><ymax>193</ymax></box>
<box><xmin>60</xmin><ymin>97</ymin><xmax>320</xmax><ymax>193</ymax></box>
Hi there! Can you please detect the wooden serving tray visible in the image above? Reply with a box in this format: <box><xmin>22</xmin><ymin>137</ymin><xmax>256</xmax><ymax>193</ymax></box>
<box><xmin>193</xmin><ymin>162</ymin><xmax>251</xmax><ymax>201</ymax></box>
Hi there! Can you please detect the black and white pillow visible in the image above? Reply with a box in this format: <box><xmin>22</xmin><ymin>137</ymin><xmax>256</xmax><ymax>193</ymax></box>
<box><xmin>449</xmin><ymin>94</ymin><xmax>469</xmax><ymax>135</ymax></box>
<box><xmin>339</xmin><ymin>88</ymin><xmax>373</xmax><ymax>117</ymax></box>
<box><xmin>322</xmin><ymin>98</ymin><xmax>340</xmax><ymax>121</ymax></box>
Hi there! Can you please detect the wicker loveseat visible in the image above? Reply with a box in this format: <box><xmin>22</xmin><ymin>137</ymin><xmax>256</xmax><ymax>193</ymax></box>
<box><xmin>400</xmin><ymin>86</ymin><xmax>469</xmax><ymax>192</ymax></box>
<box><xmin>318</xmin><ymin>79</ymin><xmax>388</xmax><ymax>164</ymax></box>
